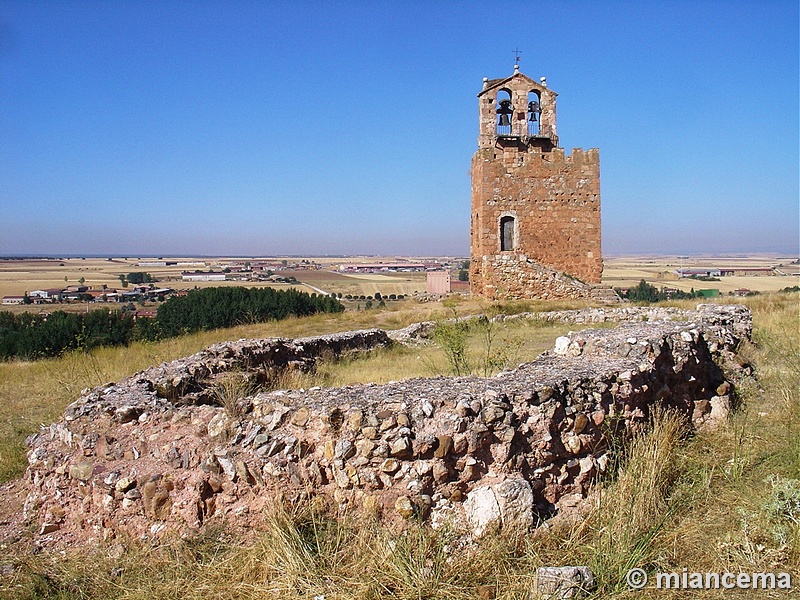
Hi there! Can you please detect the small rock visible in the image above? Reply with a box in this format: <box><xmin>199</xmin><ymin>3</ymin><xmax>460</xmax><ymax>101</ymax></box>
<box><xmin>572</xmin><ymin>413</ymin><xmax>588</xmax><ymax>434</ymax></box>
<box><xmin>347</xmin><ymin>410</ymin><xmax>363</xmax><ymax>430</ymax></box>
<box><xmin>554</xmin><ymin>337</ymin><xmax>570</xmax><ymax>355</ymax></box>
<box><xmin>379</xmin><ymin>415</ymin><xmax>397</xmax><ymax>432</ymax></box>
<box><xmin>563</xmin><ymin>435</ymin><xmax>582</xmax><ymax>454</ymax></box>
<box><xmin>463</xmin><ymin>486</ymin><xmax>500</xmax><ymax>537</ymax></box>
<box><xmin>334</xmin><ymin>439</ymin><xmax>356</xmax><ymax>460</ymax></box>
<box><xmin>69</xmin><ymin>461</ymin><xmax>93</xmax><ymax>481</ymax></box>
<box><xmin>481</xmin><ymin>406</ymin><xmax>505</xmax><ymax>424</ymax></box>
<box><xmin>115</xmin><ymin>405</ymin><xmax>141</xmax><ymax>424</ymax></box>
<box><xmin>596</xmin><ymin>454</ymin><xmax>609</xmax><ymax>473</ymax></box>
<box><xmin>395</xmin><ymin>495</ymin><xmax>415</xmax><ymax>518</ymax></box>
<box><xmin>389</xmin><ymin>436</ymin><xmax>412</xmax><ymax>458</ymax></box>
<box><xmin>355</xmin><ymin>438</ymin><xmax>375</xmax><ymax>458</ymax></box>
<box><xmin>493</xmin><ymin>477</ymin><xmax>534</xmax><ymax>531</ymax></box>
<box><xmin>323</xmin><ymin>440</ymin><xmax>336</xmax><ymax>460</ymax></box>
<box><xmin>432</xmin><ymin>460</ymin><xmax>450</xmax><ymax>483</ymax></box>
<box><xmin>535</xmin><ymin>566</ymin><xmax>595</xmax><ymax>599</ymax></box>
<box><xmin>434</xmin><ymin>435</ymin><xmax>453</xmax><ymax>458</ymax></box>
<box><xmin>39</xmin><ymin>522</ymin><xmax>60</xmax><ymax>535</ymax></box>
<box><xmin>290</xmin><ymin>407</ymin><xmax>310</xmax><ymax>427</ymax></box>
<box><xmin>421</xmin><ymin>400</ymin><xmax>434</xmax><ymax>417</ymax></box>
<box><xmin>380</xmin><ymin>458</ymin><xmax>400</xmax><ymax>473</ymax></box>
<box><xmin>207</xmin><ymin>412</ymin><xmax>229</xmax><ymax>439</ymax></box>
<box><xmin>115</xmin><ymin>477</ymin><xmax>135</xmax><ymax>493</ymax></box>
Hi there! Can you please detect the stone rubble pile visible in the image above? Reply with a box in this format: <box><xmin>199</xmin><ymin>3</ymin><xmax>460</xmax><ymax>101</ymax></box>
<box><xmin>20</xmin><ymin>304</ymin><xmax>751</xmax><ymax>549</ymax></box>
<box><xmin>478</xmin><ymin>255</ymin><xmax>595</xmax><ymax>301</ymax></box>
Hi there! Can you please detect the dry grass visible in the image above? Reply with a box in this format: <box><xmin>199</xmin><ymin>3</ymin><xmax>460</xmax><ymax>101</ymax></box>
<box><xmin>1</xmin><ymin>292</ymin><xmax>798</xmax><ymax>599</ymax></box>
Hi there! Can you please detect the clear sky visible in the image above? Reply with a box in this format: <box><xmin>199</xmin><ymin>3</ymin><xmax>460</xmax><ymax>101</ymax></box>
<box><xmin>1</xmin><ymin>0</ymin><xmax>797</xmax><ymax>257</ymax></box>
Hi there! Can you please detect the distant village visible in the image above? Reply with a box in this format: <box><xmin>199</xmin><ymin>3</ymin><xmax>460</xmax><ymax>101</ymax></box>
<box><xmin>1</xmin><ymin>258</ymin><xmax>468</xmax><ymax>308</ymax></box>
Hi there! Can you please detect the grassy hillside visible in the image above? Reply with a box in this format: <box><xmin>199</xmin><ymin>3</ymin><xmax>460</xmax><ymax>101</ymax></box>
<box><xmin>1</xmin><ymin>293</ymin><xmax>797</xmax><ymax>598</ymax></box>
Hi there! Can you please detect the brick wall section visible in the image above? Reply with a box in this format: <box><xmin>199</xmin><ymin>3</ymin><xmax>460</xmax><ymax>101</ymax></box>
<box><xmin>470</xmin><ymin>72</ymin><xmax>602</xmax><ymax>299</ymax></box>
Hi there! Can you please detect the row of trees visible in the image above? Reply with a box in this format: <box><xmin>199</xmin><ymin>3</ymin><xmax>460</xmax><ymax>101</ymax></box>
<box><xmin>616</xmin><ymin>280</ymin><xmax>708</xmax><ymax>303</ymax></box>
<box><xmin>118</xmin><ymin>272</ymin><xmax>155</xmax><ymax>286</ymax></box>
<box><xmin>0</xmin><ymin>287</ymin><xmax>343</xmax><ymax>360</ymax></box>
<box><xmin>155</xmin><ymin>287</ymin><xmax>343</xmax><ymax>337</ymax></box>
<box><xmin>0</xmin><ymin>309</ymin><xmax>139</xmax><ymax>360</ymax></box>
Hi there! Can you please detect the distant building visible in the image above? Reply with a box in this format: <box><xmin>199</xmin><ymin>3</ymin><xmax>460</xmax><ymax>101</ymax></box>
<box><xmin>2</xmin><ymin>296</ymin><xmax>25</xmax><ymax>305</ymax></box>
<box><xmin>181</xmin><ymin>272</ymin><xmax>226</xmax><ymax>282</ymax></box>
<box><xmin>676</xmin><ymin>267</ymin><xmax>774</xmax><ymax>278</ymax></box>
<box><xmin>339</xmin><ymin>263</ymin><xmax>426</xmax><ymax>273</ymax></box>
<box><xmin>29</xmin><ymin>289</ymin><xmax>63</xmax><ymax>302</ymax></box>
<box><xmin>676</xmin><ymin>269</ymin><xmax>722</xmax><ymax>278</ymax></box>
<box><xmin>133</xmin><ymin>310</ymin><xmax>157</xmax><ymax>319</ymax></box>
<box><xmin>426</xmin><ymin>271</ymin><xmax>451</xmax><ymax>294</ymax></box>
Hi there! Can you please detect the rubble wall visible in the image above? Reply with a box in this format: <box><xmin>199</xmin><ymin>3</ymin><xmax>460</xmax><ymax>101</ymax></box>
<box><xmin>20</xmin><ymin>305</ymin><xmax>751</xmax><ymax>547</ymax></box>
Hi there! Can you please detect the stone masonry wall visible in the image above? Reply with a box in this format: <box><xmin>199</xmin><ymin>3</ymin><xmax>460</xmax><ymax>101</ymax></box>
<box><xmin>16</xmin><ymin>305</ymin><xmax>751</xmax><ymax>549</ymax></box>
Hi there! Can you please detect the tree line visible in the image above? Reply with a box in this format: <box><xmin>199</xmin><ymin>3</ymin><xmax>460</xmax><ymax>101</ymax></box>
<box><xmin>615</xmin><ymin>279</ymin><xmax>708</xmax><ymax>303</ymax></box>
<box><xmin>0</xmin><ymin>287</ymin><xmax>343</xmax><ymax>360</ymax></box>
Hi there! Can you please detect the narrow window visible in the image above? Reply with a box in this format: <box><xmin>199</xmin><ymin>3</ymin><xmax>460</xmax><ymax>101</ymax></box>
<box><xmin>500</xmin><ymin>216</ymin><xmax>515</xmax><ymax>251</ymax></box>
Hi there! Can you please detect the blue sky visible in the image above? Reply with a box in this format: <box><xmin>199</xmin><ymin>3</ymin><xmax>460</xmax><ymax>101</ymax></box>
<box><xmin>1</xmin><ymin>0</ymin><xmax>797</xmax><ymax>256</ymax></box>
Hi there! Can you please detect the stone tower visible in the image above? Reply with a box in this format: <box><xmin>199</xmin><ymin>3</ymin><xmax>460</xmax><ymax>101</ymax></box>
<box><xmin>469</xmin><ymin>67</ymin><xmax>602</xmax><ymax>300</ymax></box>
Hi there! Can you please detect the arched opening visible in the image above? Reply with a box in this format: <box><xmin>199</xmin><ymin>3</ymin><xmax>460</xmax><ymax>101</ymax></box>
<box><xmin>500</xmin><ymin>216</ymin><xmax>515</xmax><ymax>251</ymax></box>
<box><xmin>496</xmin><ymin>89</ymin><xmax>512</xmax><ymax>135</ymax></box>
<box><xmin>527</xmin><ymin>91</ymin><xmax>541</xmax><ymax>136</ymax></box>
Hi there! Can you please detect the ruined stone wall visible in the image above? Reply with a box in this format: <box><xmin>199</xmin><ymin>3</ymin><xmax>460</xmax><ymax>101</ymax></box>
<box><xmin>476</xmin><ymin>254</ymin><xmax>596</xmax><ymax>301</ymax></box>
<box><xmin>15</xmin><ymin>305</ymin><xmax>751</xmax><ymax>548</ymax></box>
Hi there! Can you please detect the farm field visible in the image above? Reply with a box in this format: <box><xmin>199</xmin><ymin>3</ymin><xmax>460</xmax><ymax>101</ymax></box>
<box><xmin>603</xmin><ymin>254</ymin><xmax>800</xmax><ymax>294</ymax></box>
<box><xmin>0</xmin><ymin>257</ymin><xmax>438</xmax><ymax>307</ymax></box>
<box><xmin>2</xmin><ymin>254</ymin><xmax>797</xmax><ymax>310</ymax></box>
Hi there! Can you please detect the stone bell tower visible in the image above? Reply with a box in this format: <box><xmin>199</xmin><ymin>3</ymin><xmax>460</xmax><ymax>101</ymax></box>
<box><xmin>469</xmin><ymin>66</ymin><xmax>602</xmax><ymax>300</ymax></box>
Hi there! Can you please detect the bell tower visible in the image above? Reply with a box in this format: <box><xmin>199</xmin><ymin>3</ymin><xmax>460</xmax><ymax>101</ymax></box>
<box><xmin>470</xmin><ymin>66</ymin><xmax>602</xmax><ymax>300</ymax></box>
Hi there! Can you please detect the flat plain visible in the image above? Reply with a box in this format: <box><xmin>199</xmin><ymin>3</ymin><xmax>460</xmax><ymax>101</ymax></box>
<box><xmin>1</xmin><ymin>254</ymin><xmax>798</xmax><ymax>310</ymax></box>
<box><xmin>0</xmin><ymin>256</ymin><xmax>432</xmax><ymax>307</ymax></box>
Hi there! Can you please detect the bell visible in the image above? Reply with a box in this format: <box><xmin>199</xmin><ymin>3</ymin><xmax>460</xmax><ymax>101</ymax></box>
<box><xmin>528</xmin><ymin>101</ymin><xmax>540</xmax><ymax>122</ymax></box>
<box><xmin>498</xmin><ymin>113</ymin><xmax>511</xmax><ymax>126</ymax></box>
